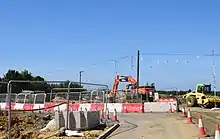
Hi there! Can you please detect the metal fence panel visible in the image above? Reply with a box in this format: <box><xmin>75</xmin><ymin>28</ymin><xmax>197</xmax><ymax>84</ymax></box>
<box><xmin>6</xmin><ymin>80</ymin><xmax>109</xmax><ymax>139</ymax></box>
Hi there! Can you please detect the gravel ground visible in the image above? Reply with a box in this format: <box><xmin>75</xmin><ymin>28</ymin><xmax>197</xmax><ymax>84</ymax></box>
<box><xmin>189</xmin><ymin>107</ymin><xmax>220</xmax><ymax>137</ymax></box>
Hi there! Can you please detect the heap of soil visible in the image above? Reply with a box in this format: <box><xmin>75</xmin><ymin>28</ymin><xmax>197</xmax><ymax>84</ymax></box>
<box><xmin>0</xmin><ymin>111</ymin><xmax>51</xmax><ymax>139</ymax></box>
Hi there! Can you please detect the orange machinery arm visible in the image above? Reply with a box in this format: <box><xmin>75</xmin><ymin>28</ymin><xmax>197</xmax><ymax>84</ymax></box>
<box><xmin>111</xmin><ymin>75</ymin><xmax>137</xmax><ymax>97</ymax></box>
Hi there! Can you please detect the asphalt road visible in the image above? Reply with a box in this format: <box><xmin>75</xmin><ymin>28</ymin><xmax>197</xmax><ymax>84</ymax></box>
<box><xmin>109</xmin><ymin>113</ymin><xmax>200</xmax><ymax>139</ymax></box>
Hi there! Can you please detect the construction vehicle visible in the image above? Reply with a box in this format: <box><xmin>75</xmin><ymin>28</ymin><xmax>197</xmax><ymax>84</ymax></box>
<box><xmin>109</xmin><ymin>75</ymin><xmax>156</xmax><ymax>102</ymax></box>
<box><xmin>181</xmin><ymin>84</ymin><xmax>220</xmax><ymax>108</ymax></box>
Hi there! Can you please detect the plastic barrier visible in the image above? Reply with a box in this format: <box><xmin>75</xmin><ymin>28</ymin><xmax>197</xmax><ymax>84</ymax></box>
<box><xmin>23</xmin><ymin>104</ymin><xmax>34</xmax><ymax>110</ymax></box>
<box><xmin>157</xmin><ymin>98</ymin><xmax>177</xmax><ymax>102</ymax></box>
<box><xmin>0</xmin><ymin>103</ymin><xmax>7</xmax><ymax>110</ymax></box>
<box><xmin>78</xmin><ymin>103</ymin><xmax>91</xmax><ymax>111</ymax></box>
<box><xmin>105</xmin><ymin>103</ymin><xmax>122</xmax><ymax>112</ymax></box>
<box><xmin>169</xmin><ymin>101</ymin><xmax>178</xmax><ymax>112</ymax></box>
<box><xmin>122</xmin><ymin>103</ymin><xmax>143</xmax><ymax>113</ymax></box>
<box><xmin>14</xmin><ymin>103</ymin><xmax>24</xmax><ymax>110</ymax></box>
<box><xmin>90</xmin><ymin>103</ymin><xmax>104</xmax><ymax>111</ymax></box>
<box><xmin>44</xmin><ymin>103</ymin><xmax>55</xmax><ymax>112</ymax></box>
<box><xmin>33</xmin><ymin>104</ymin><xmax>45</xmax><ymax>112</ymax></box>
<box><xmin>0</xmin><ymin>101</ymin><xmax>178</xmax><ymax>113</ymax></box>
<box><xmin>70</xmin><ymin>103</ymin><xmax>80</xmax><ymax>111</ymax></box>
<box><xmin>54</xmin><ymin>103</ymin><xmax>67</xmax><ymax>111</ymax></box>
<box><xmin>5</xmin><ymin>103</ymin><xmax>15</xmax><ymax>110</ymax></box>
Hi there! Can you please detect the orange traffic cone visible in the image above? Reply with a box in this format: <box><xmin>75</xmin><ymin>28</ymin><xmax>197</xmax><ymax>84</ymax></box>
<box><xmin>187</xmin><ymin>108</ymin><xmax>193</xmax><ymax>124</ymax></box>
<box><xmin>169</xmin><ymin>103</ymin><xmax>173</xmax><ymax>113</ymax></box>
<box><xmin>181</xmin><ymin>106</ymin><xmax>187</xmax><ymax>117</ymax></box>
<box><xmin>215</xmin><ymin>124</ymin><xmax>220</xmax><ymax>139</ymax></box>
<box><xmin>106</xmin><ymin>109</ymin><xmax>109</xmax><ymax>119</ymax></box>
<box><xmin>198</xmin><ymin>114</ymin><xmax>207</xmax><ymax>137</ymax></box>
<box><xmin>100</xmin><ymin>109</ymin><xmax>104</xmax><ymax>119</ymax></box>
<box><xmin>112</xmin><ymin>109</ymin><xmax>118</xmax><ymax>121</ymax></box>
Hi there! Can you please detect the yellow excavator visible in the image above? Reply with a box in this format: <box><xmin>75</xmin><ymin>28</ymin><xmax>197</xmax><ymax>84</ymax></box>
<box><xmin>181</xmin><ymin>84</ymin><xmax>220</xmax><ymax>108</ymax></box>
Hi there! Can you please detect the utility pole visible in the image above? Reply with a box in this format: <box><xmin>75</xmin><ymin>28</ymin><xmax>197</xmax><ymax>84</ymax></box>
<box><xmin>79</xmin><ymin>70</ymin><xmax>84</xmax><ymax>87</ymax></box>
<box><xmin>212</xmin><ymin>49</ymin><xmax>217</xmax><ymax>108</ymax></box>
<box><xmin>137</xmin><ymin>50</ymin><xmax>140</xmax><ymax>93</ymax></box>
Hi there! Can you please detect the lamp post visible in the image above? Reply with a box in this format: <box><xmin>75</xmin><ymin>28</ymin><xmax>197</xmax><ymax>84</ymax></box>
<box><xmin>79</xmin><ymin>70</ymin><xmax>84</xmax><ymax>86</ymax></box>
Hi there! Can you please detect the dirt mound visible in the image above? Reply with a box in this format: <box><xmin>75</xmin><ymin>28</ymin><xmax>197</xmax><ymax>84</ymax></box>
<box><xmin>0</xmin><ymin>111</ymin><xmax>51</xmax><ymax>139</ymax></box>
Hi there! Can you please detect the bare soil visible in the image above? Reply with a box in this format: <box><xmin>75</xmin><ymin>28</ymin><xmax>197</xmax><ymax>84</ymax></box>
<box><xmin>0</xmin><ymin>111</ymin><xmax>51</xmax><ymax>139</ymax></box>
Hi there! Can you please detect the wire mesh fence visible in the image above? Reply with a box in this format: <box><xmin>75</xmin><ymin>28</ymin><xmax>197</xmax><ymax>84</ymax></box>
<box><xmin>0</xmin><ymin>81</ymin><xmax>108</xmax><ymax>105</ymax></box>
<box><xmin>3</xmin><ymin>80</ymin><xmax>109</xmax><ymax>139</ymax></box>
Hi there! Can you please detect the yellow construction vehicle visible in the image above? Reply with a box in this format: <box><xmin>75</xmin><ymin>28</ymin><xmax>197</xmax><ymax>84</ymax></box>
<box><xmin>181</xmin><ymin>84</ymin><xmax>220</xmax><ymax>108</ymax></box>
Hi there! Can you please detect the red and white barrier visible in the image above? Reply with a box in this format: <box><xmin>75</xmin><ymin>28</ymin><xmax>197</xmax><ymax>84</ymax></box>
<box><xmin>122</xmin><ymin>103</ymin><xmax>143</xmax><ymax>113</ymax></box>
<box><xmin>0</xmin><ymin>99</ymin><xmax>178</xmax><ymax>113</ymax></box>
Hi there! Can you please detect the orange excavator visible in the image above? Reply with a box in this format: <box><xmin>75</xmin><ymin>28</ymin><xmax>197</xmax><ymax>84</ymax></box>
<box><xmin>110</xmin><ymin>75</ymin><xmax>156</xmax><ymax>99</ymax></box>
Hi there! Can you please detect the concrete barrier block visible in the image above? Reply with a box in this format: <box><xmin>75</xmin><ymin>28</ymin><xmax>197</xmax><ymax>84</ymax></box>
<box><xmin>144</xmin><ymin>102</ymin><xmax>169</xmax><ymax>112</ymax></box>
<box><xmin>84</xmin><ymin>111</ymin><xmax>100</xmax><ymax>129</ymax></box>
<box><xmin>55</xmin><ymin>111</ymin><xmax>65</xmax><ymax>130</ymax></box>
<box><xmin>63</xmin><ymin>111</ymin><xmax>76</xmax><ymax>130</ymax></box>
<box><xmin>144</xmin><ymin>102</ymin><xmax>151</xmax><ymax>112</ymax></box>
<box><xmin>151</xmin><ymin>102</ymin><xmax>169</xmax><ymax>112</ymax></box>
<box><xmin>73</xmin><ymin>111</ymin><xmax>87</xmax><ymax>129</ymax></box>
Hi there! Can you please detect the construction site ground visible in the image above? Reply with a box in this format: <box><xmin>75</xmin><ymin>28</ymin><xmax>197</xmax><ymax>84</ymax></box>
<box><xmin>1</xmin><ymin>107</ymin><xmax>220</xmax><ymax>138</ymax></box>
<box><xmin>0</xmin><ymin>111</ymin><xmax>106</xmax><ymax>139</ymax></box>
<box><xmin>109</xmin><ymin>108</ymin><xmax>220</xmax><ymax>139</ymax></box>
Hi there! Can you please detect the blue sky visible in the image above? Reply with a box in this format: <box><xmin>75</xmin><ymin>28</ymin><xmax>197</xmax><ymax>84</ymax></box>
<box><xmin>0</xmin><ymin>0</ymin><xmax>220</xmax><ymax>90</ymax></box>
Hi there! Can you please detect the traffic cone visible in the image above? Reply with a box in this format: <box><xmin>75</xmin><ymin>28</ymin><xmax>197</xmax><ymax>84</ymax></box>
<box><xmin>169</xmin><ymin>103</ymin><xmax>173</xmax><ymax>113</ymax></box>
<box><xmin>198</xmin><ymin>114</ymin><xmax>207</xmax><ymax>137</ymax></box>
<box><xmin>112</xmin><ymin>109</ymin><xmax>117</xmax><ymax>121</ymax></box>
<box><xmin>174</xmin><ymin>107</ymin><xmax>178</xmax><ymax>113</ymax></box>
<box><xmin>100</xmin><ymin>109</ymin><xmax>104</xmax><ymax>119</ymax></box>
<box><xmin>215</xmin><ymin>124</ymin><xmax>220</xmax><ymax>139</ymax></box>
<box><xmin>125</xmin><ymin>106</ymin><xmax>128</xmax><ymax>113</ymax></box>
<box><xmin>181</xmin><ymin>106</ymin><xmax>187</xmax><ymax>117</ymax></box>
<box><xmin>187</xmin><ymin>108</ymin><xmax>193</xmax><ymax>124</ymax></box>
<box><xmin>106</xmin><ymin>109</ymin><xmax>109</xmax><ymax>119</ymax></box>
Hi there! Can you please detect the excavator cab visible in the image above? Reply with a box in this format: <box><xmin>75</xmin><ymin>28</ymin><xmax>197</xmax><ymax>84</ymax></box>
<box><xmin>111</xmin><ymin>75</ymin><xmax>156</xmax><ymax>102</ymax></box>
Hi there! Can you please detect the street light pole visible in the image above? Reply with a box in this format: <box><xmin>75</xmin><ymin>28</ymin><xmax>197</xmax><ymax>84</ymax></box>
<box><xmin>212</xmin><ymin>49</ymin><xmax>217</xmax><ymax>108</ymax></box>
<box><xmin>79</xmin><ymin>71</ymin><xmax>84</xmax><ymax>86</ymax></box>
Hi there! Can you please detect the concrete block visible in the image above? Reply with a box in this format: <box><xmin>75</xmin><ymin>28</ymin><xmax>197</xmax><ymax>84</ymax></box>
<box><xmin>73</xmin><ymin>111</ymin><xmax>87</xmax><ymax>129</ymax></box>
<box><xmin>84</xmin><ymin>111</ymin><xmax>100</xmax><ymax>129</ymax></box>
<box><xmin>63</xmin><ymin>111</ymin><xmax>76</xmax><ymax>130</ymax></box>
<box><xmin>55</xmin><ymin>111</ymin><xmax>65</xmax><ymax>130</ymax></box>
<box><xmin>144</xmin><ymin>102</ymin><xmax>151</xmax><ymax>112</ymax></box>
<box><xmin>144</xmin><ymin>102</ymin><xmax>169</xmax><ymax>112</ymax></box>
<box><xmin>151</xmin><ymin>102</ymin><xmax>169</xmax><ymax>112</ymax></box>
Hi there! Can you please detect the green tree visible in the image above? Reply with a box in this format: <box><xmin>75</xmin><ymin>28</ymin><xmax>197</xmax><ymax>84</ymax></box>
<box><xmin>0</xmin><ymin>69</ymin><xmax>83</xmax><ymax>94</ymax></box>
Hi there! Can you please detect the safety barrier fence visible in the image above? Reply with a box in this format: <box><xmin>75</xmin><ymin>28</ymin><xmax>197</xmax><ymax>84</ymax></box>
<box><xmin>0</xmin><ymin>98</ymin><xmax>178</xmax><ymax>113</ymax></box>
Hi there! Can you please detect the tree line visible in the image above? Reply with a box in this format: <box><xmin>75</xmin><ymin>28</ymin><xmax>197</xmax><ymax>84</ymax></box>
<box><xmin>0</xmin><ymin>69</ymin><xmax>82</xmax><ymax>93</ymax></box>
<box><xmin>1</xmin><ymin>69</ymin><xmax>219</xmax><ymax>96</ymax></box>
